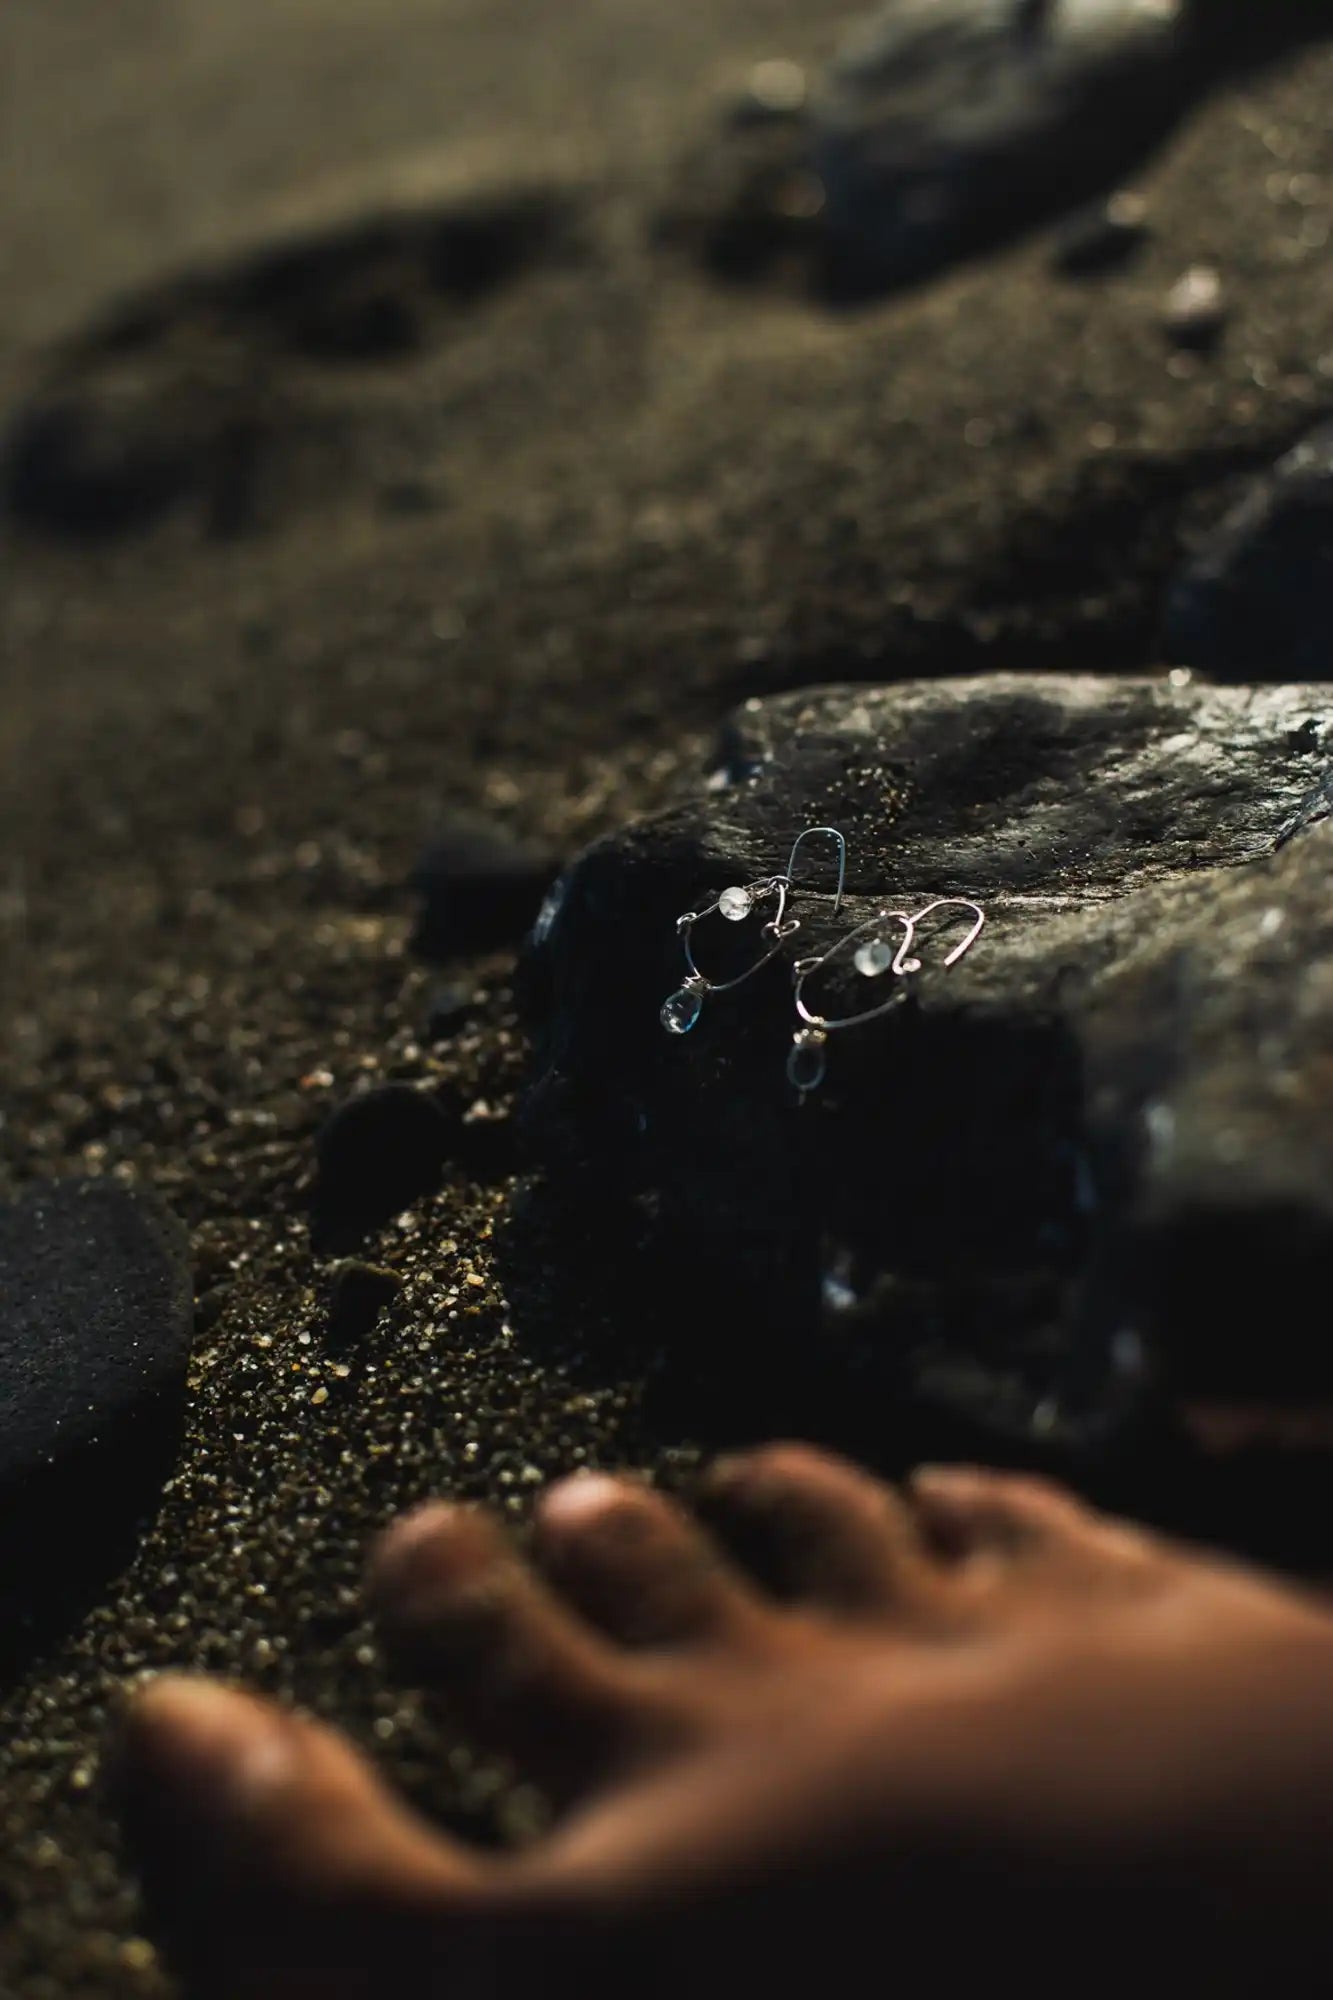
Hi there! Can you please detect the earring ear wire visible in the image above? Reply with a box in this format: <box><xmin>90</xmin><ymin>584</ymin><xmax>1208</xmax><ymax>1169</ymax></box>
<box><xmin>783</xmin><ymin>826</ymin><xmax>847</xmax><ymax>918</ymax></box>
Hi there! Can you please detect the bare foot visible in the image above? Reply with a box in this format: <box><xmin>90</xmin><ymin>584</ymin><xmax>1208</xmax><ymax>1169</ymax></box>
<box><xmin>115</xmin><ymin>1450</ymin><xmax>1333</xmax><ymax>1998</ymax></box>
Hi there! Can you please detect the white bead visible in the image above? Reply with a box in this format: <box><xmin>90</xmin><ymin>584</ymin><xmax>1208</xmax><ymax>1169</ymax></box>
<box><xmin>719</xmin><ymin>885</ymin><xmax>753</xmax><ymax>922</ymax></box>
<box><xmin>854</xmin><ymin>938</ymin><xmax>894</xmax><ymax>977</ymax></box>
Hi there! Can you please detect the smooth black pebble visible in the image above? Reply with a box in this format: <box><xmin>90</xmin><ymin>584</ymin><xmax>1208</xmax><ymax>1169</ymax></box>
<box><xmin>0</xmin><ymin>1179</ymin><xmax>193</xmax><ymax>1501</ymax></box>
<box><xmin>314</xmin><ymin>1084</ymin><xmax>455</xmax><ymax>1241</ymax></box>
<box><xmin>410</xmin><ymin>815</ymin><xmax>559</xmax><ymax>961</ymax></box>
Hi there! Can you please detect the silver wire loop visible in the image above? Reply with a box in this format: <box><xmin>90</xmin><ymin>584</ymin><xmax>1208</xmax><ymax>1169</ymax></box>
<box><xmin>660</xmin><ymin>826</ymin><xmax>849</xmax><ymax>1034</ymax></box>
<box><xmin>787</xmin><ymin>897</ymin><xmax>985</xmax><ymax>1093</ymax></box>
<box><xmin>794</xmin><ymin>899</ymin><xmax>985</xmax><ymax>1032</ymax></box>
<box><xmin>784</xmin><ymin>826</ymin><xmax>847</xmax><ymax>917</ymax></box>
<box><xmin>678</xmin><ymin>874</ymin><xmax>792</xmax><ymax>995</ymax></box>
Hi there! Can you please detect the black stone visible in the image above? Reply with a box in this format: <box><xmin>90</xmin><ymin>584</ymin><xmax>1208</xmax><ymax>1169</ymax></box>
<box><xmin>521</xmin><ymin>675</ymin><xmax>1333</xmax><ymax>1463</ymax></box>
<box><xmin>313</xmin><ymin>1084</ymin><xmax>455</xmax><ymax>1242</ymax></box>
<box><xmin>326</xmin><ymin>1261</ymin><xmax>403</xmax><ymax>1349</ymax></box>
<box><xmin>813</xmin><ymin>0</ymin><xmax>1187</xmax><ymax>295</ymax></box>
<box><xmin>0</xmin><ymin>1180</ymin><xmax>193</xmax><ymax>1501</ymax></box>
<box><xmin>1166</xmin><ymin>421</ymin><xmax>1333</xmax><ymax>681</ymax></box>
<box><xmin>667</xmin><ymin>1</ymin><xmax>1324</xmax><ymax>303</ymax></box>
<box><xmin>409</xmin><ymin>814</ymin><xmax>560</xmax><ymax>961</ymax></box>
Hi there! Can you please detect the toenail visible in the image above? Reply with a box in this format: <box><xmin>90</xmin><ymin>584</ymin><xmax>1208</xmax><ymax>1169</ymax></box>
<box><xmin>538</xmin><ymin>1473</ymin><xmax>639</xmax><ymax>1532</ymax></box>
<box><xmin>127</xmin><ymin>1678</ymin><xmax>296</xmax><ymax>1817</ymax></box>
<box><xmin>705</xmin><ymin>1455</ymin><xmax>750</xmax><ymax>1486</ymax></box>
<box><xmin>910</xmin><ymin>1464</ymin><xmax>980</xmax><ymax>1491</ymax></box>
<box><xmin>703</xmin><ymin>1453</ymin><xmax>771</xmax><ymax>1496</ymax></box>
<box><xmin>371</xmin><ymin>1503</ymin><xmax>475</xmax><ymax>1596</ymax></box>
<box><xmin>706</xmin><ymin>1446</ymin><xmax>820</xmax><ymax>1498</ymax></box>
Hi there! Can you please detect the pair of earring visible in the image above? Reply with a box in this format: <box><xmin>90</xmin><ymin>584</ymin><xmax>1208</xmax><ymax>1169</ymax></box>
<box><xmin>660</xmin><ymin>826</ymin><xmax>985</xmax><ymax>1097</ymax></box>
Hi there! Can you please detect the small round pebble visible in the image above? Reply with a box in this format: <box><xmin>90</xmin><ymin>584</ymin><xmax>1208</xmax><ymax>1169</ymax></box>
<box><xmin>409</xmin><ymin>814</ymin><xmax>560</xmax><ymax>961</ymax></box>
<box><xmin>1163</xmin><ymin>264</ymin><xmax>1226</xmax><ymax>349</ymax></box>
<box><xmin>731</xmin><ymin>58</ymin><xmax>808</xmax><ymax>126</ymax></box>
<box><xmin>326</xmin><ymin>1261</ymin><xmax>404</xmax><ymax>1348</ymax></box>
<box><xmin>314</xmin><ymin>1085</ymin><xmax>455</xmax><ymax>1236</ymax></box>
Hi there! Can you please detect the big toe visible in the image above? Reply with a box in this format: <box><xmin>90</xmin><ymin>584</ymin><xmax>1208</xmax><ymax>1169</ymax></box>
<box><xmin>114</xmin><ymin>1676</ymin><xmax>481</xmax><ymax>1997</ymax></box>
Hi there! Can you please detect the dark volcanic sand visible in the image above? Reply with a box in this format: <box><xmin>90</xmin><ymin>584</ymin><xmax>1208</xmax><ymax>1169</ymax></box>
<box><xmin>2</xmin><ymin>4</ymin><xmax>1332</xmax><ymax>1992</ymax></box>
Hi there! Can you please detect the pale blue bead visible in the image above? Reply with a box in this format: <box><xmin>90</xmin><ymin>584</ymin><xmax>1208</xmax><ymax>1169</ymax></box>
<box><xmin>661</xmin><ymin>986</ymin><xmax>703</xmax><ymax>1035</ymax></box>
<box><xmin>786</xmin><ymin>1034</ymin><xmax>827</xmax><ymax>1092</ymax></box>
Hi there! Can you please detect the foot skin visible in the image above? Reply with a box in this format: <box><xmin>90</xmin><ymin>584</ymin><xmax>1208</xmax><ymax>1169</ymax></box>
<box><xmin>115</xmin><ymin>1450</ymin><xmax>1333</xmax><ymax>1998</ymax></box>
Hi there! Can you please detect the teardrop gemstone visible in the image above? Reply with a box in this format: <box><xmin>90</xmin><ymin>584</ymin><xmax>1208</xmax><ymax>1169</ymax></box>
<box><xmin>786</xmin><ymin>1030</ymin><xmax>828</xmax><ymax>1093</ymax></box>
<box><xmin>661</xmin><ymin>984</ymin><xmax>704</xmax><ymax>1035</ymax></box>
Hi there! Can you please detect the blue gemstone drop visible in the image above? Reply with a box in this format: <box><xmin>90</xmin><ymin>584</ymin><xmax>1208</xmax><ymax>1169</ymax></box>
<box><xmin>661</xmin><ymin>986</ymin><xmax>703</xmax><ymax>1035</ymax></box>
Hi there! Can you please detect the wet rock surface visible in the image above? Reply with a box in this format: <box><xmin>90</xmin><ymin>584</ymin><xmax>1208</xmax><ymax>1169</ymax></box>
<box><xmin>0</xmin><ymin>1180</ymin><xmax>193</xmax><ymax>1500</ymax></box>
<box><xmin>1166</xmin><ymin>420</ymin><xmax>1333</xmax><ymax>680</ymax></box>
<box><xmin>524</xmin><ymin>675</ymin><xmax>1333</xmax><ymax>1457</ymax></box>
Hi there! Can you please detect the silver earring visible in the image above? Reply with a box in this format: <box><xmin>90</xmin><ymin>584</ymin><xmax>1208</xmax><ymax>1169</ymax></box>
<box><xmin>661</xmin><ymin>826</ymin><xmax>847</xmax><ymax>1035</ymax></box>
<box><xmin>787</xmin><ymin>897</ymin><xmax>985</xmax><ymax>1095</ymax></box>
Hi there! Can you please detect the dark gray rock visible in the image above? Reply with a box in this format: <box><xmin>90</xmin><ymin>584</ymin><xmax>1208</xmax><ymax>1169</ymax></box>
<box><xmin>0</xmin><ymin>1180</ymin><xmax>193</xmax><ymax>1498</ymax></box>
<box><xmin>813</xmin><ymin>0</ymin><xmax>1187</xmax><ymax>293</ymax></box>
<box><xmin>521</xmin><ymin>675</ymin><xmax>1333</xmax><ymax>1462</ymax></box>
<box><xmin>1166</xmin><ymin>421</ymin><xmax>1333</xmax><ymax>680</ymax></box>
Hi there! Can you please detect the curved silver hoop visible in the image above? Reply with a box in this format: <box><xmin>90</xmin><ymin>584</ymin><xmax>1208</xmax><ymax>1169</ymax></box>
<box><xmin>787</xmin><ymin>897</ymin><xmax>985</xmax><ymax>1095</ymax></box>
<box><xmin>678</xmin><ymin>873</ymin><xmax>793</xmax><ymax>996</ymax></box>
<box><xmin>660</xmin><ymin>826</ymin><xmax>848</xmax><ymax>1036</ymax></box>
